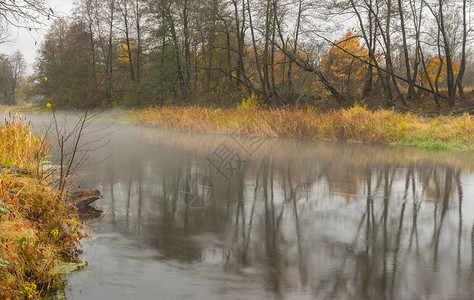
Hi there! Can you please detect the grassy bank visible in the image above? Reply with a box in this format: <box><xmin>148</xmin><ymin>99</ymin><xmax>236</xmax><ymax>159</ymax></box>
<box><xmin>0</xmin><ymin>117</ymin><xmax>85</xmax><ymax>298</ymax></box>
<box><xmin>136</xmin><ymin>105</ymin><xmax>474</xmax><ymax>152</ymax></box>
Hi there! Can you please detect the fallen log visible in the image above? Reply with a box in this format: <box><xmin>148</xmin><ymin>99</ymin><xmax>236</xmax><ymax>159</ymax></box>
<box><xmin>70</xmin><ymin>188</ymin><xmax>102</xmax><ymax>210</ymax></box>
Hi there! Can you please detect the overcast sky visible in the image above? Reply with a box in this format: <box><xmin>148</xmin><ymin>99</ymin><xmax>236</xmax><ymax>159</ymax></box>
<box><xmin>0</xmin><ymin>0</ymin><xmax>75</xmax><ymax>73</ymax></box>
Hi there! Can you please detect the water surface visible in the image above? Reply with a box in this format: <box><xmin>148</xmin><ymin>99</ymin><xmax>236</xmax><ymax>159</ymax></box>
<box><xmin>17</xmin><ymin>113</ymin><xmax>474</xmax><ymax>299</ymax></box>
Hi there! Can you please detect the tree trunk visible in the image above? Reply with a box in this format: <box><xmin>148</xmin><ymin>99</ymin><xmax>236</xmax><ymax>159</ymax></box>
<box><xmin>455</xmin><ymin>0</ymin><xmax>467</xmax><ymax>98</ymax></box>
<box><xmin>397</xmin><ymin>0</ymin><xmax>415</xmax><ymax>99</ymax></box>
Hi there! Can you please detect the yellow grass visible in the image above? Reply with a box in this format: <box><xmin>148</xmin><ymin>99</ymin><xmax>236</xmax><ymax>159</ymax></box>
<box><xmin>0</xmin><ymin>116</ymin><xmax>84</xmax><ymax>298</ymax></box>
<box><xmin>0</xmin><ymin>114</ymin><xmax>48</xmax><ymax>172</ymax></box>
<box><xmin>136</xmin><ymin>105</ymin><xmax>474</xmax><ymax>151</ymax></box>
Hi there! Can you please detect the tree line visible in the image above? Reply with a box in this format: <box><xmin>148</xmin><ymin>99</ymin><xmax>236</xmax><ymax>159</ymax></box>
<box><xmin>3</xmin><ymin>0</ymin><xmax>474</xmax><ymax>108</ymax></box>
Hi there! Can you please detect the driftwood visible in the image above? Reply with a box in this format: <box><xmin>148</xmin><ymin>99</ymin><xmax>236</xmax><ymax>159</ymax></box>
<box><xmin>70</xmin><ymin>188</ymin><xmax>102</xmax><ymax>210</ymax></box>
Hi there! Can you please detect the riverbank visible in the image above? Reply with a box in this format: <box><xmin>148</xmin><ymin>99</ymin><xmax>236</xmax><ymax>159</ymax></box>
<box><xmin>3</xmin><ymin>104</ymin><xmax>473</xmax><ymax>152</ymax></box>
<box><xmin>0</xmin><ymin>117</ymin><xmax>85</xmax><ymax>298</ymax></box>
<box><xmin>136</xmin><ymin>105</ymin><xmax>474</xmax><ymax>152</ymax></box>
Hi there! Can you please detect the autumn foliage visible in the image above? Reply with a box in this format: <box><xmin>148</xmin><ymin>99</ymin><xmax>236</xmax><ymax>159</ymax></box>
<box><xmin>320</xmin><ymin>31</ymin><xmax>369</xmax><ymax>98</ymax></box>
<box><xmin>420</xmin><ymin>55</ymin><xmax>460</xmax><ymax>87</ymax></box>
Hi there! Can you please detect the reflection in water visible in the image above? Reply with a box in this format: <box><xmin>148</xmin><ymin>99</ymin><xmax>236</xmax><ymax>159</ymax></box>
<box><xmin>43</xmin><ymin>123</ymin><xmax>474</xmax><ymax>299</ymax></box>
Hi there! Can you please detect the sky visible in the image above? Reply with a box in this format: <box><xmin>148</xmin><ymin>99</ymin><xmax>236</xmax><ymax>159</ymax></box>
<box><xmin>0</xmin><ymin>0</ymin><xmax>75</xmax><ymax>73</ymax></box>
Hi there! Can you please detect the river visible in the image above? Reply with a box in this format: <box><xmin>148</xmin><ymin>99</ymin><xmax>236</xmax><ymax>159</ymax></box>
<box><xmin>14</xmin><ymin>112</ymin><xmax>474</xmax><ymax>299</ymax></box>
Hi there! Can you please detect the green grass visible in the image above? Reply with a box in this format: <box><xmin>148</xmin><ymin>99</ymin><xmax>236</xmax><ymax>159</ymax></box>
<box><xmin>393</xmin><ymin>139</ymin><xmax>469</xmax><ymax>152</ymax></box>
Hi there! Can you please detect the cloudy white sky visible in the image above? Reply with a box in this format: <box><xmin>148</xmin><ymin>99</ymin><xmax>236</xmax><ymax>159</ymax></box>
<box><xmin>0</xmin><ymin>0</ymin><xmax>75</xmax><ymax>73</ymax></box>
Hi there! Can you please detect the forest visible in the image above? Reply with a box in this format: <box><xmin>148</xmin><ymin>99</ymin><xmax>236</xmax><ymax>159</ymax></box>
<box><xmin>1</xmin><ymin>1</ymin><xmax>474</xmax><ymax>298</ymax></box>
<box><xmin>0</xmin><ymin>0</ymin><xmax>473</xmax><ymax>110</ymax></box>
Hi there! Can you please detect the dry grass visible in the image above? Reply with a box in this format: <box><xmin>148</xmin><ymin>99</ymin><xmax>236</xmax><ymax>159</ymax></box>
<box><xmin>0</xmin><ymin>115</ymin><xmax>48</xmax><ymax>172</ymax></box>
<box><xmin>137</xmin><ymin>105</ymin><xmax>474</xmax><ymax>151</ymax></box>
<box><xmin>0</xmin><ymin>116</ymin><xmax>84</xmax><ymax>299</ymax></box>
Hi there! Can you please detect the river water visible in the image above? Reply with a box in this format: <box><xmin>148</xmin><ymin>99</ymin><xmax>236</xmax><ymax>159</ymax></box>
<box><xmin>14</xmin><ymin>113</ymin><xmax>474</xmax><ymax>299</ymax></box>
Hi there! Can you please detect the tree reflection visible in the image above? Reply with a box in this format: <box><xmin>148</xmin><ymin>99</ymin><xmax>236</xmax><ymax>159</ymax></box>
<box><xmin>80</xmin><ymin>128</ymin><xmax>473</xmax><ymax>299</ymax></box>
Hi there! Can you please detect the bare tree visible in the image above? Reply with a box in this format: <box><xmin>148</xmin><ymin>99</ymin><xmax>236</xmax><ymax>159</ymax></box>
<box><xmin>8</xmin><ymin>51</ymin><xmax>25</xmax><ymax>104</ymax></box>
<box><xmin>0</xmin><ymin>0</ymin><xmax>51</xmax><ymax>29</ymax></box>
<box><xmin>455</xmin><ymin>0</ymin><xmax>469</xmax><ymax>98</ymax></box>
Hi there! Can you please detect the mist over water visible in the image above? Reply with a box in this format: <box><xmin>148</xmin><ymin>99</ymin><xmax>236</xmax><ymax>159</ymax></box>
<box><xmin>13</xmin><ymin>113</ymin><xmax>474</xmax><ymax>299</ymax></box>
